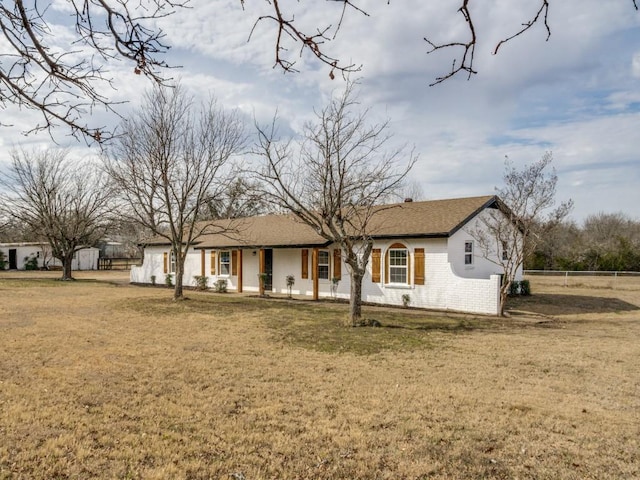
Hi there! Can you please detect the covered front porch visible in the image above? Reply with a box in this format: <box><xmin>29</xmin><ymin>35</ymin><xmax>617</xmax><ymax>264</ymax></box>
<box><xmin>194</xmin><ymin>245</ymin><xmax>345</xmax><ymax>301</ymax></box>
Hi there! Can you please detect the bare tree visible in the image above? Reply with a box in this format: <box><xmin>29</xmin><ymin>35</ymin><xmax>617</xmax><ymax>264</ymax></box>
<box><xmin>104</xmin><ymin>84</ymin><xmax>246</xmax><ymax>300</ymax></box>
<box><xmin>468</xmin><ymin>152</ymin><xmax>573</xmax><ymax>315</ymax></box>
<box><xmin>248</xmin><ymin>1</ymin><xmax>638</xmax><ymax>83</ymax></box>
<box><xmin>200</xmin><ymin>176</ymin><xmax>271</xmax><ymax>220</ymax></box>
<box><xmin>255</xmin><ymin>82</ymin><xmax>416</xmax><ymax>326</ymax></box>
<box><xmin>0</xmin><ymin>0</ymin><xmax>185</xmax><ymax>141</ymax></box>
<box><xmin>0</xmin><ymin>148</ymin><xmax>112</xmax><ymax>279</ymax></box>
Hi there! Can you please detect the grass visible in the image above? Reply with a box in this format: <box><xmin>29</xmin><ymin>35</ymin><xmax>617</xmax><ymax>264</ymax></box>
<box><xmin>1</xmin><ymin>271</ymin><xmax>639</xmax><ymax>479</ymax></box>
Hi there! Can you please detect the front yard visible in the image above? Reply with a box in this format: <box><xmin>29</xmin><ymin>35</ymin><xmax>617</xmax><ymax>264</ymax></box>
<box><xmin>0</xmin><ymin>273</ymin><xmax>638</xmax><ymax>479</ymax></box>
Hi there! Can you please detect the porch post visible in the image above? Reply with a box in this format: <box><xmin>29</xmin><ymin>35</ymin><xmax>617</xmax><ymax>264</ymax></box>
<box><xmin>237</xmin><ymin>249</ymin><xmax>243</xmax><ymax>293</ymax></box>
<box><xmin>259</xmin><ymin>248</ymin><xmax>265</xmax><ymax>296</ymax></box>
<box><xmin>312</xmin><ymin>247</ymin><xmax>319</xmax><ymax>300</ymax></box>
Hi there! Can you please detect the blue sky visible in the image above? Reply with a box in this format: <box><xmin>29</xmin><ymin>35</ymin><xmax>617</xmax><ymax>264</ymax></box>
<box><xmin>1</xmin><ymin>0</ymin><xmax>639</xmax><ymax>221</ymax></box>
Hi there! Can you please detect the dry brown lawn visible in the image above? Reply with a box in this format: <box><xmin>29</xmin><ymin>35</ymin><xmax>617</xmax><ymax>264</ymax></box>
<box><xmin>0</xmin><ymin>271</ymin><xmax>639</xmax><ymax>479</ymax></box>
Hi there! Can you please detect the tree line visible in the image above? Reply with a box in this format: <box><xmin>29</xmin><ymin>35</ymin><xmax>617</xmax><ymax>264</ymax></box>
<box><xmin>527</xmin><ymin>213</ymin><xmax>640</xmax><ymax>272</ymax></box>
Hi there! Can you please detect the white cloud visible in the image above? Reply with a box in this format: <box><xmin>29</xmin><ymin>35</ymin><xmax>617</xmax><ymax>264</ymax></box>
<box><xmin>633</xmin><ymin>51</ymin><xmax>640</xmax><ymax>78</ymax></box>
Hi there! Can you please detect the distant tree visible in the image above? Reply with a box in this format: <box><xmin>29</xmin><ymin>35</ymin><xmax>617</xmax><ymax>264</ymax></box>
<box><xmin>104</xmin><ymin>84</ymin><xmax>246</xmax><ymax>300</ymax></box>
<box><xmin>255</xmin><ymin>81</ymin><xmax>416</xmax><ymax>326</ymax></box>
<box><xmin>580</xmin><ymin>212</ymin><xmax>640</xmax><ymax>271</ymax></box>
<box><xmin>525</xmin><ymin>219</ymin><xmax>581</xmax><ymax>270</ymax></box>
<box><xmin>468</xmin><ymin>152</ymin><xmax>573</xmax><ymax>316</ymax></box>
<box><xmin>395</xmin><ymin>181</ymin><xmax>425</xmax><ymax>203</ymax></box>
<box><xmin>0</xmin><ymin>148</ymin><xmax>112</xmax><ymax>279</ymax></box>
<box><xmin>201</xmin><ymin>176</ymin><xmax>270</xmax><ymax>220</ymax></box>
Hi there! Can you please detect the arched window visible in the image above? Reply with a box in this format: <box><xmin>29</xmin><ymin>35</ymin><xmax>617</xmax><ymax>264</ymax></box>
<box><xmin>385</xmin><ymin>243</ymin><xmax>410</xmax><ymax>284</ymax></box>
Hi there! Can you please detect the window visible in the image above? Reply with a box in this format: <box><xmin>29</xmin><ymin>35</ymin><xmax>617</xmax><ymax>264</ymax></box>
<box><xmin>318</xmin><ymin>250</ymin><xmax>330</xmax><ymax>280</ymax></box>
<box><xmin>219</xmin><ymin>251</ymin><xmax>230</xmax><ymax>275</ymax></box>
<box><xmin>501</xmin><ymin>241</ymin><xmax>508</xmax><ymax>261</ymax></box>
<box><xmin>388</xmin><ymin>247</ymin><xmax>408</xmax><ymax>284</ymax></box>
<box><xmin>169</xmin><ymin>250</ymin><xmax>176</xmax><ymax>273</ymax></box>
<box><xmin>464</xmin><ymin>241</ymin><xmax>473</xmax><ymax>265</ymax></box>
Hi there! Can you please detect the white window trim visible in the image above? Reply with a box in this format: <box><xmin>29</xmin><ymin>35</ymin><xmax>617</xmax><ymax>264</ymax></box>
<box><xmin>387</xmin><ymin>247</ymin><xmax>409</xmax><ymax>285</ymax></box>
<box><xmin>464</xmin><ymin>241</ymin><xmax>474</xmax><ymax>266</ymax></box>
<box><xmin>318</xmin><ymin>250</ymin><xmax>330</xmax><ymax>281</ymax></box>
<box><xmin>501</xmin><ymin>241</ymin><xmax>508</xmax><ymax>261</ymax></box>
<box><xmin>169</xmin><ymin>250</ymin><xmax>176</xmax><ymax>274</ymax></box>
<box><xmin>219</xmin><ymin>250</ymin><xmax>231</xmax><ymax>276</ymax></box>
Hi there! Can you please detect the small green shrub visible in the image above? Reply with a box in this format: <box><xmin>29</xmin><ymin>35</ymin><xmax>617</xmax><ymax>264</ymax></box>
<box><xmin>193</xmin><ymin>275</ymin><xmax>209</xmax><ymax>291</ymax></box>
<box><xmin>214</xmin><ymin>278</ymin><xmax>228</xmax><ymax>293</ymax></box>
<box><xmin>508</xmin><ymin>280</ymin><xmax>532</xmax><ymax>296</ymax></box>
<box><xmin>150</xmin><ymin>275</ymin><xmax>156</xmax><ymax>286</ymax></box>
<box><xmin>286</xmin><ymin>274</ymin><xmax>295</xmax><ymax>298</ymax></box>
<box><xmin>23</xmin><ymin>255</ymin><xmax>39</xmax><ymax>271</ymax></box>
<box><xmin>401</xmin><ymin>293</ymin><xmax>411</xmax><ymax>308</ymax></box>
<box><xmin>165</xmin><ymin>274</ymin><xmax>173</xmax><ymax>287</ymax></box>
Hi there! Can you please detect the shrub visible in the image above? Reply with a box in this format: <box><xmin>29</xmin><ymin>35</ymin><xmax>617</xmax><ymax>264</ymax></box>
<box><xmin>193</xmin><ymin>275</ymin><xmax>209</xmax><ymax>291</ymax></box>
<box><xmin>165</xmin><ymin>274</ymin><xmax>173</xmax><ymax>287</ymax></box>
<box><xmin>401</xmin><ymin>293</ymin><xmax>411</xmax><ymax>308</ymax></box>
<box><xmin>0</xmin><ymin>250</ymin><xmax>6</xmax><ymax>270</ymax></box>
<box><xmin>214</xmin><ymin>278</ymin><xmax>228</xmax><ymax>293</ymax></box>
<box><xmin>508</xmin><ymin>280</ymin><xmax>532</xmax><ymax>296</ymax></box>
<box><xmin>150</xmin><ymin>275</ymin><xmax>156</xmax><ymax>286</ymax></box>
<box><xmin>286</xmin><ymin>274</ymin><xmax>295</xmax><ymax>298</ymax></box>
<box><xmin>23</xmin><ymin>255</ymin><xmax>39</xmax><ymax>271</ymax></box>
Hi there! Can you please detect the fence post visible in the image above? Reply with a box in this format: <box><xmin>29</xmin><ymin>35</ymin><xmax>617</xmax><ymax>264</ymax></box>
<box><xmin>564</xmin><ymin>271</ymin><xmax>568</xmax><ymax>287</ymax></box>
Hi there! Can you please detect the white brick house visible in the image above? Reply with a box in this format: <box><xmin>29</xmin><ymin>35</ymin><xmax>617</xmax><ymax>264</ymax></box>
<box><xmin>131</xmin><ymin>195</ymin><xmax>522</xmax><ymax>315</ymax></box>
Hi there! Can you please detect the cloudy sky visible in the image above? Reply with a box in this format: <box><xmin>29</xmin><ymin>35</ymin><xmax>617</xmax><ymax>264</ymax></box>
<box><xmin>1</xmin><ymin>0</ymin><xmax>639</xmax><ymax>221</ymax></box>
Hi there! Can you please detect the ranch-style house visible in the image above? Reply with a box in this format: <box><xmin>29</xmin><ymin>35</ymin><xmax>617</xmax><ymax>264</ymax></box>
<box><xmin>131</xmin><ymin>195</ymin><xmax>522</xmax><ymax>315</ymax></box>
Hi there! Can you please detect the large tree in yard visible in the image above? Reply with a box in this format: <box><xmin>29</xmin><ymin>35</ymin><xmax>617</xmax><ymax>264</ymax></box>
<box><xmin>104</xmin><ymin>84</ymin><xmax>245</xmax><ymax>300</ymax></box>
<box><xmin>0</xmin><ymin>148</ymin><xmax>112</xmax><ymax>280</ymax></box>
<box><xmin>468</xmin><ymin>152</ymin><xmax>573</xmax><ymax>316</ymax></box>
<box><xmin>255</xmin><ymin>82</ymin><xmax>416</xmax><ymax>327</ymax></box>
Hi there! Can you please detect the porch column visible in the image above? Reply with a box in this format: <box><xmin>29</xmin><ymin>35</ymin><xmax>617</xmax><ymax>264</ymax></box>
<box><xmin>312</xmin><ymin>247</ymin><xmax>319</xmax><ymax>300</ymax></box>
<box><xmin>237</xmin><ymin>249</ymin><xmax>243</xmax><ymax>293</ymax></box>
<box><xmin>259</xmin><ymin>248</ymin><xmax>265</xmax><ymax>296</ymax></box>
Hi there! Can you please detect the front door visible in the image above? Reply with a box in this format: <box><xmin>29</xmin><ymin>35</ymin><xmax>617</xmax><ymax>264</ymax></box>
<box><xmin>8</xmin><ymin>249</ymin><xmax>17</xmax><ymax>270</ymax></box>
<box><xmin>264</xmin><ymin>249</ymin><xmax>273</xmax><ymax>291</ymax></box>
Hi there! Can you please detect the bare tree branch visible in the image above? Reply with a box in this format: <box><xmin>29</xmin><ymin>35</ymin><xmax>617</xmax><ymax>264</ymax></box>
<box><xmin>248</xmin><ymin>0</ymin><xmax>363</xmax><ymax>77</ymax></box>
<box><xmin>0</xmin><ymin>0</ymin><xmax>186</xmax><ymax>142</ymax></box>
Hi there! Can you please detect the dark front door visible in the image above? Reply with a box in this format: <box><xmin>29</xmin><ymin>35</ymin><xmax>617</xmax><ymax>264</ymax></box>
<box><xmin>264</xmin><ymin>249</ymin><xmax>273</xmax><ymax>291</ymax></box>
<box><xmin>8</xmin><ymin>249</ymin><xmax>17</xmax><ymax>270</ymax></box>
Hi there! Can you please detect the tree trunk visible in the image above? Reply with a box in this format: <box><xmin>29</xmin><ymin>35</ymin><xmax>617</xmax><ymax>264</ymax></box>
<box><xmin>499</xmin><ymin>282</ymin><xmax>509</xmax><ymax>317</ymax></box>
<box><xmin>61</xmin><ymin>253</ymin><xmax>74</xmax><ymax>281</ymax></box>
<box><xmin>348</xmin><ymin>270</ymin><xmax>364</xmax><ymax>326</ymax></box>
<box><xmin>174</xmin><ymin>255</ymin><xmax>185</xmax><ymax>300</ymax></box>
